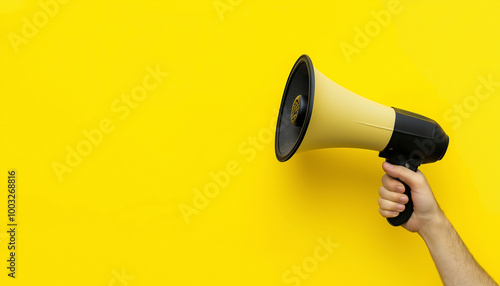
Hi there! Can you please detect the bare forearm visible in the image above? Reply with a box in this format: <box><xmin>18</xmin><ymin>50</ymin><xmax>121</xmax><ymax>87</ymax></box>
<box><xmin>419</xmin><ymin>214</ymin><xmax>497</xmax><ymax>286</ymax></box>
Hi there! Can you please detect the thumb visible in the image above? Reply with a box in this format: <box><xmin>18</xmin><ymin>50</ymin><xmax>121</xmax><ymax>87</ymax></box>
<box><xmin>382</xmin><ymin>162</ymin><xmax>426</xmax><ymax>190</ymax></box>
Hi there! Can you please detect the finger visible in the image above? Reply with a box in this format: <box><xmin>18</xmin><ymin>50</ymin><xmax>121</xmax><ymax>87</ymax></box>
<box><xmin>378</xmin><ymin>186</ymin><xmax>409</xmax><ymax>203</ymax></box>
<box><xmin>382</xmin><ymin>162</ymin><xmax>426</xmax><ymax>189</ymax></box>
<box><xmin>381</xmin><ymin>174</ymin><xmax>406</xmax><ymax>193</ymax></box>
<box><xmin>379</xmin><ymin>208</ymin><xmax>399</xmax><ymax>218</ymax></box>
<box><xmin>378</xmin><ymin>197</ymin><xmax>406</xmax><ymax>212</ymax></box>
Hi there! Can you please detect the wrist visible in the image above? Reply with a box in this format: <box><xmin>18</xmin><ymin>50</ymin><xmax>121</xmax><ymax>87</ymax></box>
<box><xmin>417</xmin><ymin>210</ymin><xmax>448</xmax><ymax>241</ymax></box>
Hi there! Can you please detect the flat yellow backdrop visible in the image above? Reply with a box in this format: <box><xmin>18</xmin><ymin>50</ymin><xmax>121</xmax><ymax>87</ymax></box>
<box><xmin>1</xmin><ymin>0</ymin><xmax>499</xmax><ymax>285</ymax></box>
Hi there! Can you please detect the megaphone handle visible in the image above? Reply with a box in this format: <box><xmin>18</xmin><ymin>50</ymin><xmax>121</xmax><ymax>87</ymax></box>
<box><xmin>384</xmin><ymin>157</ymin><xmax>419</xmax><ymax>226</ymax></box>
<box><xmin>387</xmin><ymin>177</ymin><xmax>414</xmax><ymax>226</ymax></box>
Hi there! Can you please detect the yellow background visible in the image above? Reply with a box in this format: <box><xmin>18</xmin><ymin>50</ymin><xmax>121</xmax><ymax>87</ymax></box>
<box><xmin>1</xmin><ymin>0</ymin><xmax>499</xmax><ymax>285</ymax></box>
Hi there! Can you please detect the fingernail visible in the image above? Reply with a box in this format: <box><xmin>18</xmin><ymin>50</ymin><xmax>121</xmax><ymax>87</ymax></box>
<box><xmin>384</xmin><ymin>162</ymin><xmax>393</xmax><ymax>169</ymax></box>
<box><xmin>392</xmin><ymin>211</ymin><xmax>399</xmax><ymax>217</ymax></box>
<box><xmin>397</xmin><ymin>204</ymin><xmax>405</xmax><ymax>211</ymax></box>
<box><xmin>400</xmin><ymin>196</ymin><xmax>408</xmax><ymax>203</ymax></box>
<box><xmin>397</xmin><ymin>186</ymin><xmax>405</xmax><ymax>193</ymax></box>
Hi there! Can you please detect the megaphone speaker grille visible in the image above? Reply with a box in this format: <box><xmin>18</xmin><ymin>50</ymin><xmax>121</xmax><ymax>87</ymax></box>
<box><xmin>275</xmin><ymin>55</ymin><xmax>315</xmax><ymax>162</ymax></box>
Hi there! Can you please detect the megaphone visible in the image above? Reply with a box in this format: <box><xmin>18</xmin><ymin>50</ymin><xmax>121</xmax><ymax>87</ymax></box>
<box><xmin>275</xmin><ymin>55</ymin><xmax>449</xmax><ymax>226</ymax></box>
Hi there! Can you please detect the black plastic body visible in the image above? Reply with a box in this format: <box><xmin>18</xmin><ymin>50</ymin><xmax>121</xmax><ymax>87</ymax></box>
<box><xmin>379</xmin><ymin>108</ymin><xmax>449</xmax><ymax>226</ymax></box>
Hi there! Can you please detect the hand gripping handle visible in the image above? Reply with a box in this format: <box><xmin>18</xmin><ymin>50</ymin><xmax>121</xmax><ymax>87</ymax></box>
<box><xmin>385</xmin><ymin>159</ymin><xmax>419</xmax><ymax>226</ymax></box>
<box><xmin>387</xmin><ymin>177</ymin><xmax>414</xmax><ymax>226</ymax></box>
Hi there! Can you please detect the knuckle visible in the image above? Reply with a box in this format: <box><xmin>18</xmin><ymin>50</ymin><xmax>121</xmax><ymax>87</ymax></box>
<box><xmin>378</xmin><ymin>208</ymin><xmax>388</xmax><ymax>217</ymax></box>
<box><xmin>415</xmin><ymin>173</ymin><xmax>426</xmax><ymax>186</ymax></box>
<box><xmin>417</xmin><ymin>170</ymin><xmax>427</xmax><ymax>179</ymax></box>
<box><xmin>379</xmin><ymin>208</ymin><xmax>397</xmax><ymax>218</ymax></box>
<box><xmin>381</xmin><ymin>174</ymin><xmax>388</xmax><ymax>183</ymax></box>
<box><xmin>378</xmin><ymin>186</ymin><xmax>385</xmax><ymax>196</ymax></box>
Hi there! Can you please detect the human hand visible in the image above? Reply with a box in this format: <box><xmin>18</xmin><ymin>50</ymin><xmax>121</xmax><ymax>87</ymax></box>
<box><xmin>378</xmin><ymin>162</ymin><xmax>444</xmax><ymax>233</ymax></box>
